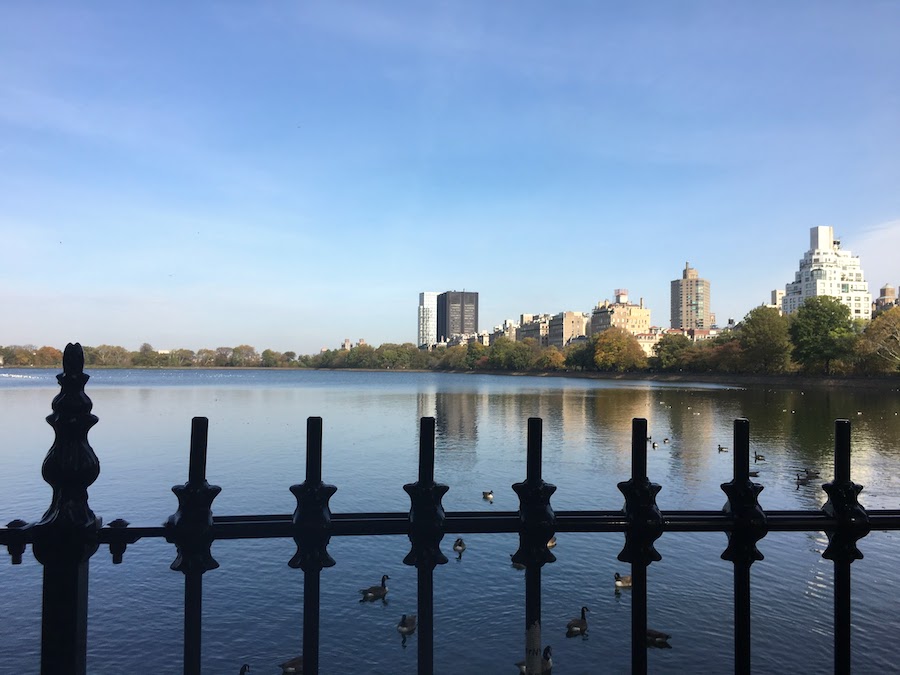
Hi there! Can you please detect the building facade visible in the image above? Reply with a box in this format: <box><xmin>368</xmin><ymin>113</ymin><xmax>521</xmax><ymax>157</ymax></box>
<box><xmin>437</xmin><ymin>291</ymin><xmax>479</xmax><ymax>342</ymax></box>
<box><xmin>591</xmin><ymin>289</ymin><xmax>652</xmax><ymax>336</ymax></box>
<box><xmin>780</xmin><ymin>226</ymin><xmax>871</xmax><ymax>318</ymax></box>
<box><xmin>548</xmin><ymin>311</ymin><xmax>590</xmax><ymax>349</ymax></box>
<box><xmin>671</xmin><ymin>263</ymin><xmax>712</xmax><ymax>330</ymax></box>
<box><xmin>874</xmin><ymin>284</ymin><xmax>897</xmax><ymax>314</ymax></box>
<box><xmin>418</xmin><ymin>292</ymin><xmax>438</xmax><ymax>348</ymax></box>
<box><xmin>517</xmin><ymin>313</ymin><xmax>551</xmax><ymax>347</ymax></box>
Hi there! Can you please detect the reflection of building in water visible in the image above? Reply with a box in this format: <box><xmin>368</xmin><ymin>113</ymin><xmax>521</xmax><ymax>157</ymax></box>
<box><xmin>423</xmin><ymin>392</ymin><xmax>478</xmax><ymax>445</ymax></box>
<box><xmin>587</xmin><ymin>388</ymin><xmax>655</xmax><ymax>447</ymax></box>
<box><xmin>656</xmin><ymin>391</ymin><xmax>718</xmax><ymax>479</ymax></box>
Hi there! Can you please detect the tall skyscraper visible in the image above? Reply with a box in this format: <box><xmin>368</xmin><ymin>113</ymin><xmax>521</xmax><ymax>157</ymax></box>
<box><xmin>437</xmin><ymin>291</ymin><xmax>478</xmax><ymax>342</ymax></box>
<box><xmin>671</xmin><ymin>262</ymin><xmax>712</xmax><ymax>329</ymax></box>
<box><xmin>781</xmin><ymin>226</ymin><xmax>871</xmax><ymax>318</ymax></box>
<box><xmin>418</xmin><ymin>292</ymin><xmax>438</xmax><ymax>348</ymax></box>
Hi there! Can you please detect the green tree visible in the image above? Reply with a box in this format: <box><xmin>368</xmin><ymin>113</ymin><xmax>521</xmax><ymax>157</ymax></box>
<box><xmin>789</xmin><ymin>296</ymin><xmax>856</xmax><ymax>374</ymax></box>
<box><xmin>858</xmin><ymin>306</ymin><xmax>900</xmax><ymax>373</ymax></box>
<box><xmin>260</xmin><ymin>349</ymin><xmax>281</xmax><ymax>367</ymax></box>
<box><xmin>231</xmin><ymin>345</ymin><xmax>260</xmax><ymax>367</ymax></box>
<box><xmin>564</xmin><ymin>339</ymin><xmax>596</xmax><ymax>371</ymax></box>
<box><xmin>436</xmin><ymin>344</ymin><xmax>468</xmax><ymax>370</ymax></box>
<box><xmin>195</xmin><ymin>349</ymin><xmax>217</xmax><ymax>367</ymax></box>
<box><xmin>94</xmin><ymin>344</ymin><xmax>132</xmax><ymax>367</ymax></box>
<box><xmin>488</xmin><ymin>337</ymin><xmax>534</xmax><ymax>371</ymax></box>
<box><xmin>132</xmin><ymin>343</ymin><xmax>160</xmax><ymax>367</ymax></box>
<box><xmin>652</xmin><ymin>333</ymin><xmax>692</xmax><ymax>371</ymax></box>
<box><xmin>739</xmin><ymin>306</ymin><xmax>791</xmax><ymax>373</ymax></box>
<box><xmin>345</xmin><ymin>344</ymin><xmax>377</xmax><ymax>369</ymax></box>
<box><xmin>593</xmin><ymin>328</ymin><xmax>647</xmax><ymax>372</ymax></box>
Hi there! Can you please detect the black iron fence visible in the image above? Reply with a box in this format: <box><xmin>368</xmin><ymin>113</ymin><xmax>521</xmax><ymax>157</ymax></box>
<box><xmin>0</xmin><ymin>344</ymin><xmax>891</xmax><ymax>674</ymax></box>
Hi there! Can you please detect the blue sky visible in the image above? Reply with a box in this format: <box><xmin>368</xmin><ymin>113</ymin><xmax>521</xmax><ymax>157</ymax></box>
<box><xmin>2</xmin><ymin>2</ymin><xmax>898</xmax><ymax>355</ymax></box>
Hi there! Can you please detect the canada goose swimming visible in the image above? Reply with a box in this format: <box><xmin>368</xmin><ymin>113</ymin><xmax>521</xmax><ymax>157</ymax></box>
<box><xmin>359</xmin><ymin>574</ymin><xmax>389</xmax><ymax>602</ymax></box>
<box><xmin>663</xmin><ymin>438</ymin><xmax>670</xmax><ymax>443</ymax></box>
<box><xmin>483</xmin><ymin>490</ymin><xmax>494</xmax><ymax>502</ymax></box>
<box><xmin>646</xmin><ymin>628</ymin><xmax>671</xmax><ymax>648</ymax></box>
<box><xmin>510</xmin><ymin>554</ymin><xmax>525</xmax><ymax>570</ymax></box>
<box><xmin>397</xmin><ymin>613</ymin><xmax>417</xmax><ymax>645</ymax></box>
<box><xmin>515</xmin><ymin>645</ymin><xmax>552</xmax><ymax>674</ymax></box>
<box><xmin>547</xmin><ymin>535</ymin><xmax>557</xmax><ymax>549</ymax></box>
<box><xmin>566</xmin><ymin>606</ymin><xmax>589</xmax><ymax>637</ymax></box>
<box><xmin>453</xmin><ymin>537</ymin><xmax>466</xmax><ymax>560</ymax></box>
<box><xmin>749</xmin><ymin>470</ymin><xmax>759</xmax><ymax>477</ymax></box>
<box><xmin>754</xmin><ymin>452</ymin><xmax>765</xmax><ymax>462</ymax></box>
<box><xmin>718</xmin><ymin>444</ymin><xmax>728</xmax><ymax>453</ymax></box>
<box><xmin>651</xmin><ymin>442</ymin><xmax>658</xmax><ymax>449</ymax></box>
<box><xmin>796</xmin><ymin>473</ymin><xmax>810</xmax><ymax>485</ymax></box>
<box><xmin>614</xmin><ymin>572</ymin><xmax>633</xmax><ymax>589</ymax></box>
<box><xmin>240</xmin><ymin>665</ymin><xmax>250</xmax><ymax>675</ymax></box>
<box><xmin>279</xmin><ymin>656</ymin><xmax>303</xmax><ymax>674</ymax></box>
<box><xmin>803</xmin><ymin>468</ymin><xmax>821</xmax><ymax>478</ymax></box>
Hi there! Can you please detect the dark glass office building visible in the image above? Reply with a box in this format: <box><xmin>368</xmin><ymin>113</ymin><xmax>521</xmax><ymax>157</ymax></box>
<box><xmin>436</xmin><ymin>291</ymin><xmax>478</xmax><ymax>342</ymax></box>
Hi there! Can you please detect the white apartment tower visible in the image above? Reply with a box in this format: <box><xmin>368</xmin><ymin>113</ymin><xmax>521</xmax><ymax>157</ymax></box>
<box><xmin>781</xmin><ymin>226</ymin><xmax>871</xmax><ymax>318</ymax></box>
<box><xmin>418</xmin><ymin>292</ymin><xmax>438</xmax><ymax>348</ymax></box>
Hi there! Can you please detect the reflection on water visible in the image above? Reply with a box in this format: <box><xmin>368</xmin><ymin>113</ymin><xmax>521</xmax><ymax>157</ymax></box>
<box><xmin>1</xmin><ymin>370</ymin><xmax>900</xmax><ymax>673</ymax></box>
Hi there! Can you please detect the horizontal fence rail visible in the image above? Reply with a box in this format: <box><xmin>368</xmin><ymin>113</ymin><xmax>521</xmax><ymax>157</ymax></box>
<box><xmin>0</xmin><ymin>344</ymin><xmax>889</xmax><ymax>674</ymax></box>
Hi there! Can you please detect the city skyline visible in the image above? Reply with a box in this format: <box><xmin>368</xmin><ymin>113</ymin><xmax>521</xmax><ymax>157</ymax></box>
<box><xmin>2</xmin><ymin>3</ymin><xmax>899</xmax><ymax>355</ymax></box>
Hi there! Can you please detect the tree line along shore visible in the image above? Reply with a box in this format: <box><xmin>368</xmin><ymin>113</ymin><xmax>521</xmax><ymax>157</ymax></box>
<box><xmin>3</xmin><ymin>301</ymin><xmax>899</xmax><ymax>379</ymax></box>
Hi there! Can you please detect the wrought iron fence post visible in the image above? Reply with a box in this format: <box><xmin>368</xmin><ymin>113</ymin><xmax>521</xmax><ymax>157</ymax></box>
<box><xmin>721</xmin><ymin>418</ymin><xmax>767</xmax><ymax>675</ymax></box>
<box><xmin>289</xmin><ymin>416</ymin><xmax>337</xmax><ymax>675</ymax></box>
<box><xmin>822</xmin><ymin>419</ymin><xmax>869</xmax><ymax>675</ymax></box>
<box><xmin>29</xmin><ymin>343</ymin><xmax>101</xmax><ymax>675</ymax></box>
<box><xmin>165</xmin><ymin>417</ymin><xmax>221</xmax><ymax>675</ymax></box>
<box><xmin>511</xmin><ymin>418</ymin><xmax>556</xmax><ymax>674</ymax></box>
<box><xmin>617</xmin><ymin>418</ymin><xmax>662</xmax><ymax>675</ymax></box>
<box><xmin>404</xmin><ymin>417</ymin><xmax>449</xmax><ymax>675</ymax></box>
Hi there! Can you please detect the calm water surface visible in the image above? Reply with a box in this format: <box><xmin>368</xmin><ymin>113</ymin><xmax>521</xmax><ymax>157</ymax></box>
<box><xmin>2</xmin><ymin>369</ymin><xmax>900</xmax><ymax>674</ymax></box>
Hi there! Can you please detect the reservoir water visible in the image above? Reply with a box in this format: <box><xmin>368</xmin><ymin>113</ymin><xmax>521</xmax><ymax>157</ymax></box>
<box><xmin>1</xmin><ymin>368</ymin><xmax>900</xmax><ymax>673</ymax></box>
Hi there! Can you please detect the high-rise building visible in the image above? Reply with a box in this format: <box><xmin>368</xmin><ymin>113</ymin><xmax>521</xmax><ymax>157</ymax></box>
<box><xmin>418</xmin><ymin>292</ymin><xmax>438</xmax><ymax>348</ymax></box>
<box><xmin>437</xmin><ymin>291</ymin><xmax>478</xmax><ymax>342</ymax></box>
<box><xmin>780</xmin><ymin>226</ymin><xmax>871</xmax><ymax>318</ymax></box>
<box><xmin>671</xmin><ymin>263</ymin><xmax>712</xmax><ymax>330</ymax></box>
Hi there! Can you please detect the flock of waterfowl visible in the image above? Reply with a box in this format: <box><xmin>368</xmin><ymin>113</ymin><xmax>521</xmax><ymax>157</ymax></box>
<box><xmin>647</xmin><ymin>434</ymin><xmax>828</xmax><ymax>490</ymax></box>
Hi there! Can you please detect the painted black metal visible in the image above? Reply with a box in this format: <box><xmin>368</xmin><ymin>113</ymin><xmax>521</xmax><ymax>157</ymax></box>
<box><xmin>822</xmin><ymin>419</ymin><xmax>870</xmax><ymax>675</ymax></box>
<box><xmin>617</xmin><ymin>418</ymin><xmax>663</xmax><ymax>674</ymax></box>
<box><xmin>288</xmin><ymin>416</ymin><xmax>337</xmax><ymax>675</ymax></box>
<box><xmin>403</xmin><ymin>417</ymin><xmax>448</xmax><ymax>675</ymax></box>
<box><xmin>0</xmin><ymin>356</ymin><xmax>892</xmax><ymax>673</ymax></box>
<box><xmin>27</xmin><ymin>344</ymin><xmax>101</xmax><ymax>675</ymax></box>
<box><xmin>721</xmin><ymin>418</ymin><xmax>767</xmax><ymax>674</ymax></box>
<box><xmin>164</xmin><ymin>416</ymin><xmax>222</xmax><ymax>675</ymax></box>
<box><xmin>511</xmin><ymin>418</ymin><xmax>557</xmax><ymax>673</ymax></box>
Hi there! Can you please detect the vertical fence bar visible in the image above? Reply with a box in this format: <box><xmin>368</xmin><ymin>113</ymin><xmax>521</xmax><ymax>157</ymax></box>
<box><xmin>821</xmin><ymin>419</ymin><xmax>869</xmax><ymax>675</ymax></box>
<box><xmin>617</xmin><ymin>418</ymin><xmax>662</xmax><ymax>675</ymax></box>
<box><xmin>289</xmin><ymin>417</ymin><xmax>337</xmax><ymax>675</ymax></box>
<box><xmin>165</xmin><ymin>417</ymin><xmax>221</xmax><ymax>675</ymax></box>
<box><xmin>721</xmin><ymin>418</ymin><xmax>766</xmax><ymax>675</ymax></box>
<box><xmin>303</xmin><ymin>418</ymin><xmax>323</xmax><ymax>675</ymax></box>
<box><xmin>631</xmin><ymin>419</ymin><xmax>648</xmax><ymax>675</ymax></box>
<box><xmin>417</xmin><ymin>417</ymin><xmax>436</xmax><ymax>675</ymax></box>
<box><xmin>31</xmin><ymin>344</ymin><xmax>101</xmax><ymax>675</ymax></box>
<box><xmin>512</xmin><ymin>418</ymin><xmax>556</xmax><ymax>674</ymax></box>
<box><xmin>404</xmin><ymin>417</ymin><xmax>448</xmax><ymax>675</ymax></box>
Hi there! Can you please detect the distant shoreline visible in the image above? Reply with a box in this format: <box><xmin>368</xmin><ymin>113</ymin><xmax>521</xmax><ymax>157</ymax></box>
<box><xmin>2</xmin><ymin>365</ymin><xmax>897</xmax><ymax>390</ymax></box>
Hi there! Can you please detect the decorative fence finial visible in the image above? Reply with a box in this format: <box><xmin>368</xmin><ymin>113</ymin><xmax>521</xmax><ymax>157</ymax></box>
<box><xmin>32</xmin><ymin>343</ymin><xmax>101</xmax><ymax>566</ymax></box>
<box><xmin>289</xmin><ymin>417</ymin><xmax>338</xmax><ymax>571</ymax></box>
<box><xmin>617</xmin><ymin>418</ymin><xmax>663</xmax><ymax>566</ymax></box>
<box><xmin>822</xmin><ymin>420</ymin><xmax>869</xmax><ymax>562</ymax></box>
<box><xmin>165</xmin><ymin>417</ymin><xmax>221</xmax><ymax>574</ymax></box>
<box><xmin>721</xmin><ymin>418</ymin><xmax>767</xmax><ymax>565</ymax></box>
<box><xmin>404</xmin><ymin>417</ymin><xmax>449</xmax><ymax>568</ymax></box>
